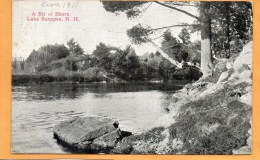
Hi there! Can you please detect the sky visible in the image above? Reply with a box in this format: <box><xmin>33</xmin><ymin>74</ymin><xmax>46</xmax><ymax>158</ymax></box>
<box><xmin>12</xmin><ymin>0</ymin><xmax>200</xmax><ymax>59</ymax></box>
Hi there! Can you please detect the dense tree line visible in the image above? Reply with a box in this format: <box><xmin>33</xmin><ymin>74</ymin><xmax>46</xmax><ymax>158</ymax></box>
<box><xmin>21</xmin><ymin>35</ymin><xmax>202</xmax><ymax>82</ymax></box>
<box><xmin>19</xmin><ymin>1</ymin><xmax>252</xmax><ymax>83</ymax></box>
<box><xmin>101</xmin><ymin>1</ymin><xmax>252</xmax><ymax>77</ymax></box>
<box><xmin>26</xmin><ymin>44</ymin><xmax>70</xmax><ymax>72</ymax></box>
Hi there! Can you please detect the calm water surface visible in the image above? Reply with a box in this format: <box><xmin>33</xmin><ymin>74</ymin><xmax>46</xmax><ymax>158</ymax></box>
<box><xmin>12</xmin><ymin>82</ymin><xmax>182</xmax><ymax>153</ymax></box>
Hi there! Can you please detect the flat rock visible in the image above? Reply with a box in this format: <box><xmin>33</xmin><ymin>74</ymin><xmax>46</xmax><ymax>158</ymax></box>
<box><xmin>53</xmin><ymin>117</ymin><xmax>120</xmax><ymax>151</ymax></box>
<box><xmin>91</xmin><ymin>128</ymin><xmax>122</xmax><ymax>150</ymax></box>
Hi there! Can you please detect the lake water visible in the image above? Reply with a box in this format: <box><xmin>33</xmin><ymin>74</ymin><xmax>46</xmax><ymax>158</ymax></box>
<box><xmin>12</xmin><ymin>82</ymin><xmax>183</xmax><ymax>153</ymax></box>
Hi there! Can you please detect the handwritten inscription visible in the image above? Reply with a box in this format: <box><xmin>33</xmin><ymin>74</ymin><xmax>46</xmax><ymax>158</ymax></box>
<box><xmin>41</xmin><ymin>1</ymin><xmax>78</xmax><ymax>8</ymax></box>
<box><xmin>41</xmin><ymin>1</ymin><xmax>60</xmax><ymax>7</ymax></box>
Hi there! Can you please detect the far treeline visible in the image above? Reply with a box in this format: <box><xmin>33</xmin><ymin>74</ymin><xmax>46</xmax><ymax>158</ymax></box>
<box><xmin>12</xmin><ymin>1</ymin><xmax>252</xmax><ymax>84</ymax></box>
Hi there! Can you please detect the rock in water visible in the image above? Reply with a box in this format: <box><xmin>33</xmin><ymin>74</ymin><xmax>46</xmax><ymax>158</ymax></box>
<box><xmin>91</xmin><ymin>128</ymin><xmax>122</xmax><ymax>150</ymax></box>
<box><xmin>53</xmin><ymin>117</ymin><xmax>121</xmax><ymax>152</ymax></box>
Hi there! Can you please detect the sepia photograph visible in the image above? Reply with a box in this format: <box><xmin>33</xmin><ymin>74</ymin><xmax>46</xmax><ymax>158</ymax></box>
<box><xmin>12</xmin><ymin>0</ymin><xmax>253</xmax><ymax>154</ymax></box>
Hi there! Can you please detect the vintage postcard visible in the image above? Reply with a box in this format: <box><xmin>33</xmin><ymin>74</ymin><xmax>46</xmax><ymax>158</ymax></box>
<box><xmin>11</xmin><ymin>0</ymin><xmax>253</xmax><ymax>155</ymax></box>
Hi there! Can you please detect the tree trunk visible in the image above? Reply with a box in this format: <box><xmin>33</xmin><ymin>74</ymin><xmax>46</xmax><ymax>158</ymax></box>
<box><xmin>200</xmin><ymin>2</ymin><xmax>213</xmax><ymax>77</ymax></box>
<box><xmin>148</xmin><ymin>39</ymin><xmax>182</xmax><ymax>68</ymax></box>
<box><xmin>224</xmin><ymin>2</ymin><xmax>231</xmax><ymax>58</ymax></box>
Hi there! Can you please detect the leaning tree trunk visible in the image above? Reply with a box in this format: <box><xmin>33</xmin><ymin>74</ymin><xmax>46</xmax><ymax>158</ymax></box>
<box><xmin>148</xmin><ymin>39</ymin><xmax>182</xmax><ymax>68</ymax></box>
<box><xmin>200</xmin><ymin>2</ymin><xmax>214</xmax><ymax>77</ymax></box>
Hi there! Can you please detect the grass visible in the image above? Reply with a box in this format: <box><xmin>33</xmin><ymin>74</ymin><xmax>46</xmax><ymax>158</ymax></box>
<box><xmin>166</xmin><ymin>82</ymin><xmax>252</xmax><ymax>154</ymax></box>
<box><xmin>110</xmin><ymin>81</ymin><xmax>252</xmax><ymax>154</ymax></box>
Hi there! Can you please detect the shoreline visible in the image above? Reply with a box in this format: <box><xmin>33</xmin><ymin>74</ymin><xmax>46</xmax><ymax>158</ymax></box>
<box><xmin>12</xmin><ymin>74</ymin><xmax>191</xmax><ymax>86</ymax></box>
<box><xmin>51</xmin><ymin>41</ymin><xmax>252</xmax><ymax>154</ymax></box>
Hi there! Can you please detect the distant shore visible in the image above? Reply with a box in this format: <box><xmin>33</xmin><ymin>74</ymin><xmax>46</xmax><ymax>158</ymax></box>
<box><xmin>12</xmin><ymin>74</ymin><xmax>191</xmax><ymax>85</ymax></box>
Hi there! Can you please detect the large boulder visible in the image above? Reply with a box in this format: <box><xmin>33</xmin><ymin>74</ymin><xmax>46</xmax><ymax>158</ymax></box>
<box><xmin>53</xmin><ymin>117</ymin><xmax>123</xmax><ymax>152</ymax></box>
<box><xmin>91</xmin><ymin>128</ymin><xmax>122</xmax><ymax>150</ymax></box>
<box><xmin>233</xmin><ymin>41</ymin><xmax>252</xmax><ymax>73</ymax></box>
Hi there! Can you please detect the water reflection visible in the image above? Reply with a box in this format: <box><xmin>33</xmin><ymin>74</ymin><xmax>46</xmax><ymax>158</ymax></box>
<box><xmin>12</xmin><ymin>82</ymin><xmax>183</xmax><ymax>101</ymax></box>
<box><xmin>12</xmin><ymin>82</ymin><xmax>182</xmax><ymax>153</ymax></box>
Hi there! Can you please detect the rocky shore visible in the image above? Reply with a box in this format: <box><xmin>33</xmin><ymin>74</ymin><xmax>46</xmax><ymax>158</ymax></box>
<box><xmin>53</xmin><ymin>41</ymin><xmax>252</xmax><ymax>154</ymax></box>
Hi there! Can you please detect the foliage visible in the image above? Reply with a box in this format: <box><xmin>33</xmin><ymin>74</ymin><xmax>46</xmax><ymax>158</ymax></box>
<box><xmin>178</xmin><ymin>28</ymin><xmax>191</xmax><ymax>44</ymax></box>
<box><xmin>161</xmin><ymin>30</ymin><xmax>200</xmax><ymax>65</ymax></box>
<box><xmin>64</xmin><ymin>59</ymin><xmax>78</xmax><ymax>71</ymax></box>
<box><xmin>158</xmin><ymin>59</ymin><xmax>175</xmax><ymax>81</ymax></box>
<box><xmin>127</xmin><ymin>25</ymin><xmax>153</xmax><ymax>45</ymax></box>
<box><xmin>20</xmin><ymin>60</ymin><xmax>25</xmax><ymax>70</ymax></box>
<box><xmin>139</xmin><ymin>49</ymin><xmax>202</xmax><ymax>82</ymax></box>
<box><xmin>140</xmin><ymin>52</ymin><xmax>162</xmax><ymax>80</ymax></box>
<box><xmin>101</xmin><ymin>1</ymin><xmax>203</xmax><ymax>65</ymax></box>
<box><xmin>23</xmin><ymin>35</ymin><xmax>202</xmax><ymax>82</ymax></box>
<box><xmin>64</xmin><ymin>39</ymin><xmax>85</xmax><ymax>72</ymax></box>
<box><xmin>101</xmin><ymin>1</ymin><xmax>253</xmax><ymax>78</ymax></box>
<box><xmin>12</xmin><ymin>68</ymin><xmax>106</xmax><ymax>85</ymax></box>
<box><xmin>166</xmin><ymin>82</ymin><xmax>251</xmax><ymax>154</ymax></box>
<box><xmin>102</xmin><ymin>1</ymin><xmax>146</xmax><ymax>18</ymax></box>
<box><xmin>26</xmin><ymin>44</ymin><xmax>70</xmax><ymax>72</ymax></box>
<box><xmin>92</xmin><ymin>42</ymin><xmax>117</xmax><ymax>73</ymax></box>
<box><xmin>12</xmin><ymin>74</ymin><xmax>55</xmax><ymax>85</ymax></box>
<box><xmin>24</xmin><ymin>39</ymin><xmax>87</xmax><ymax>74</ymax></box>
<box><xmin>111</xmin><ymin>46</ymin><xmax>144</xmax><ymax>81</ymax></box>
<box><xmin>161</xmin><ymin>31</ymin><xmax>183</xmax><ymax>62</ymax></box>
<box><xmin>209</xmin><ymin>2</ymin><xmax>253</xmax><ymax>58</ymax></box>
<box><xmin>26</xmin><ymin>39</ymin><xmax>86</xmax><ymax>73</ymax></box>
<box><xmin>93</xmin><ymin>42</ymin><xmax>113</xmax><ymax>59</ymax></box>
<box><xmin>171</xmin><ymin>65</ymin><xmax>202</xmax><ymax>81</ymax></box>
<box><xmin>67</xmin><ymin>38</ymin><xmax>84</xmax><ymax>56</ymax></box>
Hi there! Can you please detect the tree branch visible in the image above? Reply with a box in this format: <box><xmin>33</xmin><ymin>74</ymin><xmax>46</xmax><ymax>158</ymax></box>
<box><xmin>147</xmin><ymin>38</ymin><xmax>182</xmax><ymax>68</ymax></box>
<box><xmin>151</xmin><ymin>28</ymin><xmax>171</xmax><ymax>40</ymax></box>
<box><xmin>164</xmin><ymin>1</ymin><xmax>197</xmax><ymax>7</ymax></box>
<box><xmin>139</xmin><ymin>2</ymin><xmax>153</xmax><ymax>18</ymax></box>
<box><xmin>150</xmin><ymin>24</ymin><xmax>199</xmax><ymax>32</ymax></box>
<box><xmin>171</xmin><ymin>4</ymin><xmax>197</xmax><ymax>7</ymax></box>
<box><xmin>142</xmin><ymin>2</ymin><xmax>153</xmax><ymax>13</ymax></box>
<box><xmin>154</xmin><ymin>1</ymin><xmax>201</xmax><ymax>21</ymax></box>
